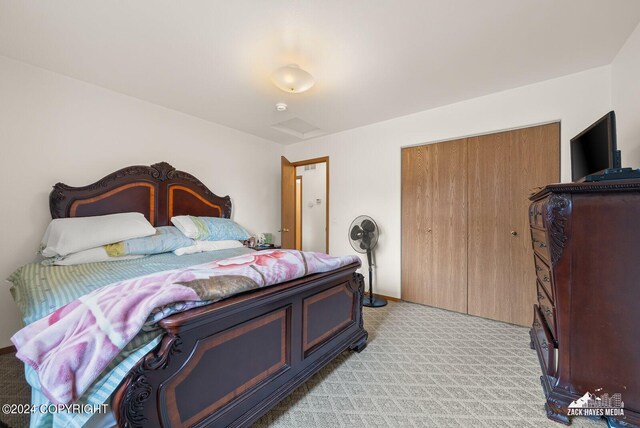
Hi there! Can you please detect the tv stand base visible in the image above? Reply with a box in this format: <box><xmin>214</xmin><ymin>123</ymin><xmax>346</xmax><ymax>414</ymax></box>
<box><xmin>583</xmin><ymin>168</ymin><xmax>640</xmax><ymax>182</ymax></box>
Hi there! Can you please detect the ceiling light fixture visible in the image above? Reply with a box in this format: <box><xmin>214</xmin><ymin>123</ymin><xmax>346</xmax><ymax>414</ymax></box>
<box><xmin>275</xmin><ymin>102</ymin><xmax>288</xmax><ymax>112</ymax></box>
<box><xmin>271</xmin><ymin>64</ymin><xmax>315</xmax><ymax>94</ymax></box>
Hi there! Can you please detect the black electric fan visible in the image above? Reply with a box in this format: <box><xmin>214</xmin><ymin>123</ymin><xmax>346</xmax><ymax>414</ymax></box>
<box><xmin>348</xmin><ymin>215</ymin><xmax>387</xmax><ymax>307</ymax></box>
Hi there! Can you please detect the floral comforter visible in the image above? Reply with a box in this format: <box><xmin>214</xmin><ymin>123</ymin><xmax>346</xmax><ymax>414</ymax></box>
<box><xmin>11</xmin><ymin>250</ymin><xmax>359</xmax><ymax>405</ymax></box>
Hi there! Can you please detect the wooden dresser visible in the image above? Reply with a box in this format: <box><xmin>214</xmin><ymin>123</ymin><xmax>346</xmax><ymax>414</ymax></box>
<box><xmin>528</xmin><ymin>180</ymin><xmax>640</xmax><ymax>427</ymax></box>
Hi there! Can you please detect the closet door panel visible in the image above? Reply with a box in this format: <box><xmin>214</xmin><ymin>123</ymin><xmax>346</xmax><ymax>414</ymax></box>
<box><xmin>507</xmin><ymin>123</ymin><xmax>560</xmax><ymax>325</ymax></box>
<box><xmin>467</xmin><ymin>133</ymin><xmax>511</xmax><ymax>322</ymax></box>
<box><xmin>402</xmin><ymin>139</ymin><xmax>467</xmax><ymax>313</ymax></box>
<box><xmin>468</xmin><ymin>124</ymin><xmax>559</xmax><ymax>326</ymax></box>
<box><xmin>401</xmin><ymin>145</ymin><xmax>433</xmax><ymax>305</ymax></box>
<box><xmin>429</xmin><ymin>140</ymin><xmax>468</xmax><ymax>312</ymax></box>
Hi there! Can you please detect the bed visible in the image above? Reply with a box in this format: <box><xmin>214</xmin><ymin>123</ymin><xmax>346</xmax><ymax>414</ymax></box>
<box><xmin>24</xmin><ymin>161</ymin><xmax>367</xmax><ymax>427</ymax></box>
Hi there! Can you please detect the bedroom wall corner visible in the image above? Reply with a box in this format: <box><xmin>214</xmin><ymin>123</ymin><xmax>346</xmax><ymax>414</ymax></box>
<box><xmin>612</xmin><ymin>22</ymin><xmax>640</xmax><ymax>168</ymax></box>
<box><xmin>0</xmin><ymin>55</ymin><xmax>284</xmax><ymax>348</ymax></box>
<box><xmin>283</xmin><ymin>66</ymin><xmax>612</xmax><ymax>300</ymax></box>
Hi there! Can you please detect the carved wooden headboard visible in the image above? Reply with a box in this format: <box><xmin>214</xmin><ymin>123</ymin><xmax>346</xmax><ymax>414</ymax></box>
<box><xmin>49</xmin><ymin>162</ymin><xmax>231</xmax><ymax>226</ymax></box>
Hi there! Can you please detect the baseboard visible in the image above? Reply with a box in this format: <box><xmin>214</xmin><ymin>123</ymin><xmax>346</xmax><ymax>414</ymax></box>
<box><xmin>0</xmin><ymin>345</ymin><xmax>16</xmax><ymax>355</ymax></box>
<box><xmin>370</xmin><ymin>293</ymin><xmax>401</xmax><ymax>302</ymax></box>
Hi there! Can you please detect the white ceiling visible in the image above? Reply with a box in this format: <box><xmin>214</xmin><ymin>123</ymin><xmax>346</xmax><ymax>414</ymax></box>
<box><xmin>1</xmin><ymin>1</ymin><xmax>639</xmax><ymax>145</ymax></box>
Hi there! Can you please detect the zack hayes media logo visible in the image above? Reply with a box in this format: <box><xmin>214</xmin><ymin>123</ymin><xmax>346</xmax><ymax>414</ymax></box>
<box><xmin>567</xmin><ymin>391</ymin><xmax>625</xmax><ymax>417</ymax></box>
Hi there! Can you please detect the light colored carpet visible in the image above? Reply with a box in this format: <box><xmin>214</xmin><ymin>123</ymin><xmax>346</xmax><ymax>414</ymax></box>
<box><xmin>0</xmin><ymin>301</ymin><xmax>607</xmax><ymax>428</ymax></box>
<box><xmin>0</xmin><ymin>351</ymin><xmax>30</xmax><ymax>428</ymax></box>
<box><xmin>252</xmin><ymin>301</ymin><xmax>606</xmax><ymax>428</ymax></box>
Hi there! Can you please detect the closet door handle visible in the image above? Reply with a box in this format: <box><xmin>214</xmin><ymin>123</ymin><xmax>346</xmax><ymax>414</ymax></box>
<box><xmin>511</xmin><ymin>231</ymin><xmax>518</xmax><ymax>236</ymax></box>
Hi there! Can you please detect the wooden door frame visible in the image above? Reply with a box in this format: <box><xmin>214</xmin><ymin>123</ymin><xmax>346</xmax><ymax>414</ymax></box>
<box><xmin>281</xmin><ymin>156</ymin><xmax>297</xmax><ymax>249</ymax></box>
<box><xmin>290</xmin><ymin>156</ymin><xmax>329</xmax><ymax>253</ymax></box>
<box><xmin>295</xmin><ymin>175</ymin><xmax>303</xmax><ymax>250</ymax></box>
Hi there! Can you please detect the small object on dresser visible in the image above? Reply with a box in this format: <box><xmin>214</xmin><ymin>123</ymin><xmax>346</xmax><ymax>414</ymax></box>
<box><xmin>257</xmin><ymin>232</ymin><xmax>274</xmax><ymax>245</ymax></box>
<box><xmin>251</xmin><ymin>244</ymin><xmax>281</xmax><ymax>251</ymax></box>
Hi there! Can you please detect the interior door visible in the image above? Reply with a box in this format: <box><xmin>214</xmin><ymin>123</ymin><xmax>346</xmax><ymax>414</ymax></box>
<box><xmin>281</xmin><ymin>156</ymin><xmax>296</xmax><ymax>249</ymax></box>
<box><xmin>467</xmin><ymin>123</ymin><xmax>559</xmax><ymax>326</ymax></box>
<box><xmin>401</xmin><ymin>139</ymin><xmax>468</xmax><ymax>313</ymax></box>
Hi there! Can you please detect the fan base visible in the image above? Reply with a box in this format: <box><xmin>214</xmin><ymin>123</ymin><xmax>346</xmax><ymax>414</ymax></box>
<box><xmin>363</xmin><ymin>294</ymin><xmax>387</xmax><ymax>307</ymax></box>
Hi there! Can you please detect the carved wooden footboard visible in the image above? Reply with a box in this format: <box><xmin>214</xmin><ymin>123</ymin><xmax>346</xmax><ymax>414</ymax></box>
<box><xmin>113</xmin><ymin>263</ymin><xmax>367</xmax><ymax>428</ymax></box>
<box><xmin>48</xmin><ymin>162</ymin><xmax>367</xmax><ymax>427</ymax></box>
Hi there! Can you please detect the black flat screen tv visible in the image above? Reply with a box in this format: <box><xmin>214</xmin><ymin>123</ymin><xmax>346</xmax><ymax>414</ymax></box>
<box><xmin>570</xmin><ymin>111</ymin><xmax>619</xmax><ymax>182</ymax></box>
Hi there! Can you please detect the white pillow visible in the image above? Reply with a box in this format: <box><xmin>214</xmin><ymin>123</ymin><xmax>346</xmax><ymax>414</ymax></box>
<box><xmin>44</xmin><ymin>247</ymin><xmax>144</xmax><ymax>266</ymax></box>
<box><xmin>171</xmin><ymin>216</ymin><xmax>199</xmax><ymax>239</ymax></box>
<box><xmin>173</xmin><ymin>240</ymin><xmax>244</xmax><ymax>256</ymax></box>
<box><xmin>41</xmin><ymin>212</ymin><xmax>156</xmax><ymax>257</ymax></box>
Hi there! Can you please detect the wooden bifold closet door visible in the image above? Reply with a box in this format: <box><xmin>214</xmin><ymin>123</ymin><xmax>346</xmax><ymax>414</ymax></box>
<box><xmin>467</xmin><ymin>124</ymin><xmax>560</xmax><ymax>325</ymax></box>
<box><xmin>401</xmin><ymin>123</ymin><xmax>560</xmax><ymax>326</ymax></box>
<box><xmin>401</xmin><ymin>138</ymin><xmax>468</xmax><ymax>313</ymax></box>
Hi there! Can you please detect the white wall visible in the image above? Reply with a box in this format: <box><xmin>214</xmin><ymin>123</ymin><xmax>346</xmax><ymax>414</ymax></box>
<box><xmin>284</xmin><ymin>66</ymin><xmax>613</xmax><ymax>299</ymax></box>
<box><xmin>0</xmin><ymin>56</ymin><xmax>282</xmax><ymax>347</ymax></box>
<box><xmin>612</xmin><ymin>22</ymin><xmax>640</xmax><ymax>168</ymax></box>
<box><xmin>296</xmin><ymin>163</ymin><xmax>326</xmax><ymax>253</ymax></box>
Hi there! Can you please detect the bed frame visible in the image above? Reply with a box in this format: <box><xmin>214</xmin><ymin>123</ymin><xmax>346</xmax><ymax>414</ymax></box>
<box><xmin>49</xmin><ymin>162</ymin><xmax>368</xmax><ymax>427</ymax></box>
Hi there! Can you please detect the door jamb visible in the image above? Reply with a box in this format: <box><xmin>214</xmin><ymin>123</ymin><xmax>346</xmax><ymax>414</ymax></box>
<box><xmin>290</xmin><ymin>156</ymin><xmax>329</xmax><ymax>253</ymax></box>
<box><xmin>295</xmin><ymin>175</ymin><xmax>303</xmax><ymax>250</ymax></box>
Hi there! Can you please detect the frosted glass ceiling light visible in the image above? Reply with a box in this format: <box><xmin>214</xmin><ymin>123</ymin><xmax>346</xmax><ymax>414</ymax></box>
<box><xmin>271</xmin><ymin>64</ymin><xmax>315</xmax><ymax>93</ymax></box>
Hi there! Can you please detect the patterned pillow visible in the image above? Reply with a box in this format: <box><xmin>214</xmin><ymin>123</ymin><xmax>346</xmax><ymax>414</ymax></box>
<box><xmin>171</xmin><ymin>216</ymin><xmax>250</xmax><ymax>241</ymax></box>
<box><xmin>105</xmin><ymin>226</ymin><xmax>194</xmax><ymax>256</ymax></box>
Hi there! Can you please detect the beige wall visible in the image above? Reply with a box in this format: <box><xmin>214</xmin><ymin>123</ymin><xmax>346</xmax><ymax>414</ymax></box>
<box><xmin>0</xmin><ymin>56</ymin><xmax>282</xmax><ymax>347</ymax></box>
<box><xmin>612</xmin><ymin>22</ymin><xmax>640</xmax><ymax>168</ymax></box>
<box><xmin>284</xmin><ymin>66</ymin><xmax>613</xmax><ymax>299</ymax></box>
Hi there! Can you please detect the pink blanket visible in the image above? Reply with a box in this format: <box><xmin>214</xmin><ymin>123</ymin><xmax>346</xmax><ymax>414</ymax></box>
<box><xmin>12</xmin><ymin>250</ymin><xmax>359</xmax><ymax>405</ymax></box>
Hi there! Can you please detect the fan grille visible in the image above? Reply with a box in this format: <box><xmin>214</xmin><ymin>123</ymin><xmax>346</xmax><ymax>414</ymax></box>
<box><xmin>348</xmin><ymin>215</ymin><xmax>379</xmax><ymax>253</ymax></box>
